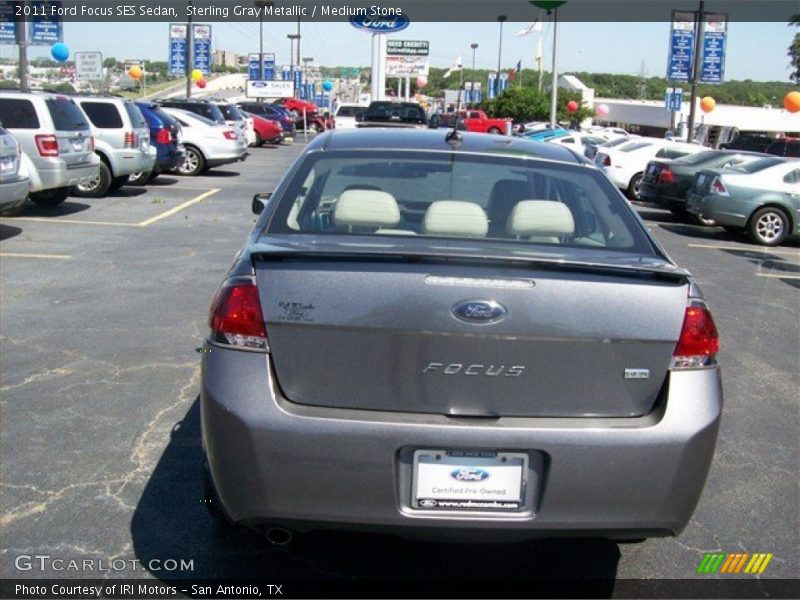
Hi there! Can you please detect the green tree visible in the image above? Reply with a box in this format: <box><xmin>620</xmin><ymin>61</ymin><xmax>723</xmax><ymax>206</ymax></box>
<box><xmin>480</xmin><ymin>87</ymin><xmax>592</xmax><ymax>124</ymax></box>
<box><xmin>789</xmin><ymin>15</ymin><xmax>800</xmax><ymax>83</ymax></box>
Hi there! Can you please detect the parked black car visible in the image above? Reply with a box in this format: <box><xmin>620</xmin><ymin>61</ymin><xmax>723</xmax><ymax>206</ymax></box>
<box><xmin>357</xmin><ymin>101</ymin><xmax>429</xmax><ymax>129</ymax></box>
<box><xmin>765</xmin><ymin>138</ymin><xmax>800</xmax><ymax>157</ymax></box>
<box><xmin>719</xmin><ymin>133</ymin><xmax>774</xmax><ymax>153</ymax></box>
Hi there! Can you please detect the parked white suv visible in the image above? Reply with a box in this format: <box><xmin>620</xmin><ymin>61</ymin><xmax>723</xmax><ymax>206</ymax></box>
<box><xmin>596</xmin><ymin>137</ymin><xmax>706</xmax><ymax>200</ymax></box>
<box><xmin>0</xmin><ymin>90</ymin><xmax>99</xmax><ymax>207</ymax></box>
<box><xmin>0</xmin><ymin>127</ymin><xmax>31</xmax><ymax>215</ymax></box>
<box><xmin>72</xmin><ymin>95</ymin><xmax>155</xmax><ymax>197</ymax></box>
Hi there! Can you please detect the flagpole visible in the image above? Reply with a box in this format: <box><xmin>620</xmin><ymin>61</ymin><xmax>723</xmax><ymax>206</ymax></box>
<box><xmin>549</xmin><ymin>7</ymin><xmax>559</xmax><ymax>128</ymax></box>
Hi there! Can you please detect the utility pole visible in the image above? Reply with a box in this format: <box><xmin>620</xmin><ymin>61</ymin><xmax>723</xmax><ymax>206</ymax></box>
<box><xmin>549</xmin><ymin>7</ymin><xmax>560</xmax><ymax>128</ymax></box>
<box><xmin>496</xmin><ymin>15</ymin><xmax>506</xmax><ymax>97</ymax></box>
<box><xmin>16</xmin><ymin>10</ymin><xmax>29</xmax><ymax>91</ymax></box>
<box><xmin>185</xmin><ymin>0</ymin><xmax>193</xmax><ymax>97</ymax></box>
<box><xmin>686</xmin><ymin>0</ymin><xmax>705</xmax><ymax>142</ymax></box>
<box><xmin>288</xmin><ymin>33</ymin><xmax>299</xmax><ymax>96</ymax></box>
<box><xmin>470</xmin><ymin>43</ymin><xmax>478</xmax><ymax>105</ymax></box>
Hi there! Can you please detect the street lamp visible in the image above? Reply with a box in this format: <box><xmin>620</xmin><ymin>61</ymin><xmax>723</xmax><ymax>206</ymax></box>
<box><xmin>287</xmin><ymin>34</ymin><xmax>300</xmax><ymax>96</ymax></box>
<box><xmin>470</xmin><ymin>43</ymin><xmax>478</xmax><ymax>105</ymax></box>
<box><xmin>255</xmin><ymin>1</ymin><xmax>274</xmax><ymax>82</ymax></box>
<box><xmin>496</xmin><ymin>16</ymin><xmax>506</xmax><ymax>98</ymax></box>
<box><xmin>302</xmin><ymin>56</ymin><xmax>313</xmax><ymax>98</ymax></box>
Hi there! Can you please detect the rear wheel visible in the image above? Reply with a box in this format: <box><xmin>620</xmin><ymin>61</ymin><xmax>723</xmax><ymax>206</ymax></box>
<box><xmin>108</xmin><ymin>175</ymin><xmax>129</xmax><ymax>191</ymax></box>
<box><xmin>75</xmin><ymin>162</ymin><xmax>112</xmax><ymax>197</ymax></box>
<box><xmin>177</xmin><ymin>145</ymin><xmax>205</xmax><ymax>176</ymax></box>
<box><xmin>29</xmin><ymin>187</ymin><xmax>71</xmax><ymax>207</ymax></box>
<box><xmin>127</xmin><ymin>171</ymin><xmax>151</xmax><ymax>186</ymax></box>
<box><xmin>254</xmin><ymin>132</ymin><xmax>263</xmax><ymax>147</ymax></box>
<box><xmin>488</xmin><ymin>127</ymin><xmax>502</xmax><ymax>134</ymax></box>
<box><xmin>748</xmin><ymin>207</ymin><xmax>789</xmax><ymax>246</ymax></box>
<box><xmin>626</xmin><ymin>172</ymin><xmax>644</xmax><ymax>201</ymax></box>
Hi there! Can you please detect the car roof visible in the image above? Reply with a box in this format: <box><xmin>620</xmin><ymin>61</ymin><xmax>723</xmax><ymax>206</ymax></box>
<box><xmin>308</xmin><ymin>129</ymin><xmax>585</xmax><ymax>164</ymax></box>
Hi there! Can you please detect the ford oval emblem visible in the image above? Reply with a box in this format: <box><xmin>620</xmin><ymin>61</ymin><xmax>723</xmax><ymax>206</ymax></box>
<box><xmin>451</xmin><ymin>300</ymin><xmax>508</xmax><ymax>324</ymax></box>
<box><xmin>451</xmin><ymin>468</ymin><xmax>490</xmax><ymax>482</ymax></box>
<box><xmin>350</xmin><ymin>14</ymin><xmax>410</xmax><ymax>33</ymax></box>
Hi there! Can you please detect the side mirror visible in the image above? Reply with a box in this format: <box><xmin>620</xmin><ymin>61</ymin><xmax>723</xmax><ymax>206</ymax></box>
<box><xmin>252</xmin><ymin>192</ymin><xmax>272</xmax><ymax>215</ymax></box>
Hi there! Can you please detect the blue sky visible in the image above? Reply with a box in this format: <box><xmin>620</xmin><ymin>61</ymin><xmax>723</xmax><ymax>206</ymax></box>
<box><xmin>2</xmin><ymin>20</ymin><xmax>795</xmax><ymax>82</ymax></box>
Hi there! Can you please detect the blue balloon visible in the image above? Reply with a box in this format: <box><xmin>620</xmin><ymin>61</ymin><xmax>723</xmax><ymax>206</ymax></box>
<box><xmin>51</xmin><ymin>43</ymin><xmax>69</xmax><ymax>62</ymax></box>
<box><xmin>322</xmin><ymin>80</ymin><xmax>333</xmax><ymax>92</ymax></box>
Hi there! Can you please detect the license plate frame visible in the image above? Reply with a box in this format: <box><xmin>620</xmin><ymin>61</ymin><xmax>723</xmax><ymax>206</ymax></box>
<box><xmin>411</xmin><ymin>449</ymin><xmax>528</xmax><ymax>512</ymax></box>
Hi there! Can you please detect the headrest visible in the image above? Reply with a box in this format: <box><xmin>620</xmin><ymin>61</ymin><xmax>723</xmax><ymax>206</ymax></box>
<box><xmin>422</xmin><ymin>201</ymin><xmax>489</xmax><ymax>238</ymax></box>
<box><xmin>506</xmin><ymin>200</ymin><xmax>575</xmax><ymax>237</ymax></box>
<box><xmin>333</xmin><ymin>190</ymin><xmax>400</xmax><ymax>229</ymax></box>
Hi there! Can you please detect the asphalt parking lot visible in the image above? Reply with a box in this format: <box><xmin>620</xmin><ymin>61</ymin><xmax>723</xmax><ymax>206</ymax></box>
<box><xmin>0</xmin><ymin>137</ymin><xmax>798</xmax><ymax>586</ymax></box>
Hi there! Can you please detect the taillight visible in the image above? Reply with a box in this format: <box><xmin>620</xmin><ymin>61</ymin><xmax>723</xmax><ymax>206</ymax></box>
<box><xmin>656</xmin><ymin>167</ymin><xmax>675</xmax><ymax>184</ymax></box>
<box><xmin>124</xmin><ymin>132</ymin><xmax>137</xmax><ymax>148</ymax></box>
<box><xmin>35</xmin><ymin>134</ymin><xmax>58</xmax><ymax>157</ymax></box>
<box><xmin>155</xmin><ymin>128</ymin><xmax>172</xmax><ymax>144</ymax></box>
<box><xmin>711</xmin><ymin>177</ymin><xmax>729</xmax><ymax>196</ymax></box>
<box><xmin>222</xmin><ymin>130</ymin><xmax>237</xmax><ymax>140</ymax></box>
<box><xmin>671</xmin><ymin>304</ymin><xmax>719</xmax><ymax>369</ymax></box>
<box><xmin>601</xmin><ymin>154</ymin><xmax>611</xmax><ymax>166</ymax></box>
<box><xmin>209</xmin><ymin>278</ymin><xmax>267</xmax><ymax>351</ymax></box>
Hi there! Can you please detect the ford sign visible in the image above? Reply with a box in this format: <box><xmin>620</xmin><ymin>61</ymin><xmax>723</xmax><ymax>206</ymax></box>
<box><xmin>451</xmin><ymin>468</ymin><xmax>490</xmax><ymax>482</ymax></box>
<box><xmin>451</xmin><ymin>300</ymin><xmax>508</xmax><ymax>324</ymax></box>
<box><xmin>350</xmin><ymin>14</ymin><xmax>410</xmax><ymax>34</ymax></box>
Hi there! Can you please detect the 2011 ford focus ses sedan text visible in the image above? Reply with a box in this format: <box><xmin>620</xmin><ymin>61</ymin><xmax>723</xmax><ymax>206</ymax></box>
<box><xmin>201</xmin><ymin>129</ymin><xmax>722</xmax><ymax>543</ymax></box>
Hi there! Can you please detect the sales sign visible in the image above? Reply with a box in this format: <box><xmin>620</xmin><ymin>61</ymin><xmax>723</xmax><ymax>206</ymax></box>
<box><xmin>168</xmin><ymin>23</ymin><xmax>186</xmax><ymax>76</ymax></box>
<box><xmin>29</xmin><ymin>0</ymin><xmax>62</xmax><ymax>45</ymax></box>
<box><xmin>666</xmin><ymin>11</ymin><xmax>695</xmax><ymax>82</ymax></box>
<box><xmin>246</xmin><ymin>79</ymin><xmax>294</xmax><ymax>99</ymax></box>
<box><xmin>192</xmin><ymin>24</ymin><xmax>211</xmax><ymax>75</ymax></box>
<box><xmin>699</xmin><ymin>14</ymin><xmax>727</xmax><ymax>84</ymax></box>
<box><xmin>0</xmin><ymin>1</ymin><xmax>16</xmax><ymax>44</ymax></box>
<box><xmin>386</xmin><ymin>40</ymin><xmax>429</xmax><ymax>56</ymax></box>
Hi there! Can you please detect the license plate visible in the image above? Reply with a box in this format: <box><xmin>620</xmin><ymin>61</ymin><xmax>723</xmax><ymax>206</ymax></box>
<box><xmin>412</xmin><ymin>450</ymin><xmax>527</xmax><ymax>511</ymax></box>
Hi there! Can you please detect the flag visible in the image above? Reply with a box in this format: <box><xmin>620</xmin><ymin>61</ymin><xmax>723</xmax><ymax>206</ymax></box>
<box><xmin>443</xmin><ymin>54</ymin><xmax>463</xmax><ymax>78</ymax></box>
<box><xmin>508</xmin><ymin>60</ymin><xmax>522</xmax><ymax>81</ymax></box>
<box><xmin>516</xmin><ymin>18</ymin><xmax>542</xmax><ymax>36</ymax></box>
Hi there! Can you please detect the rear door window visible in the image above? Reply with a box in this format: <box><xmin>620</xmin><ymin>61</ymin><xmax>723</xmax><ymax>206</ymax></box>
<box><xmin>47</xmin><ymin>98</ymin><xmax>89</xmax><ymax>131</ymax></box>
<box><xmin>0</xmin><ymin>98</ymin><xmax>40</xmax><ymax>128</ymax></box>
<box><xmin>80</xmin><ymin>101</ymin><xmax>123</xmax><ymax>128</ymax></box>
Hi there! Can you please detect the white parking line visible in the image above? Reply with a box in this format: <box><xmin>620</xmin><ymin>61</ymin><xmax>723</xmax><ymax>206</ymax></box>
<box><xmin>755</xmin><ymin>272</ymin><xmax>800</xmax><ymax>280</ymax></box>
<box><xmin>687</xmin><ymin>243</ymin><xmax>800</xmax><ymax>258</ymax></box>
<box><xmin>3</xmin><ymin>217</ymin><xmax>138</xmax><ymax>227</ymax></box>
<box><xmin>136</xmin><ymin>188</ymin><xmax>221</xmax><ymax>226</ymax></box>
<box><xmin>0</xmin><ymin>252</ymin><xmax>72</xmax><ymax>260</ymax></box>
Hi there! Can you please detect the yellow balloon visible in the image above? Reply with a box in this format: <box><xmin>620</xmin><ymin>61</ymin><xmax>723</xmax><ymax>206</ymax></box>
<box><xmin>784</xmin><ymin>91</ymin><xmax>800</xmax><ymax>114</ymax></box>
<box><xmin>128</xmin><ymin>65</ymin><xmax>142</xmax><ymax>80</ymax></box>
<box><xmin>700</xmin><ymin>96</ymin><xmax>716</xmax><ymax>113</ymax></box>
<box><xmin>191</xmin><ymin>69</ymin><xmax>203</xmax><ymax>82</ymax></box>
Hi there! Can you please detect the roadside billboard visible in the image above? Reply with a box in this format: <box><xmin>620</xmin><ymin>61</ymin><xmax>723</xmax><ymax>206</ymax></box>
<box><xmin>386</xmin><ymin>40</ymin><xmax>429</xmax><ymax>56</ymax></box>
<box><xmin>385</xmin><ymin>56</ymin><xmax>429</xmax><ymax>77</ymax></box>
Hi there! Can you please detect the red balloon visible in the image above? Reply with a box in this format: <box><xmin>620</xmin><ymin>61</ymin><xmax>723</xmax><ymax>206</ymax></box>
<box><xmin>196</xmin><ymin>78</ymin><xmax>207</xmax><ymax>89</ymax></box>
<box><xmin>566</xmin><ymin>100</ymin><xmax>579</xmax><ymax>114</ymax></box>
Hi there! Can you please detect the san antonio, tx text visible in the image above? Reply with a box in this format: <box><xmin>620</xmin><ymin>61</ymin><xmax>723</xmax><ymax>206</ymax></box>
<box><xmin>15</xmin><ymin>583</ymin><xmax>281</xmax><ymax>597</ymax></box>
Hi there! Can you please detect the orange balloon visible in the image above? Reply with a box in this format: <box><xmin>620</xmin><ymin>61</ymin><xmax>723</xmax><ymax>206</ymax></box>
<box><xmin>784</xmin><ymin>91</ymin><xmax>800</xmax><ymax>113</ymax></box>
<box><xmin>128</xmin><ymin>65</ymin><xmax>142</xmax><ymax>80</ymax></box>
<box><xmin>700</xmin><ymin>96</ymin><xmax>716</xmax><ymax>113</ymax></box>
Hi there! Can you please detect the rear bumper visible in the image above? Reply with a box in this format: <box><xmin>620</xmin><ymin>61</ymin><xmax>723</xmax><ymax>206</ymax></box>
<box><xmin>639</xmin><ymin>184</ymin><xmax>684</xmax><ymax>209</ymax></box>
<box><xmin>686</xmin><ymin>192</ymin><xmax>747</xmax><ymax>226</ymax></box>
<box><xmin>106</xmin><ymin>149</ymin><xmax>156</xmax><ymax>177</ymax></box>
<box><xmin>0</xmin><ymin>176</ymin><xmax>31</xmax><ymax>208</ymax></box>
<box><xmin>33</xmin><ymin>158</ymin><xmax>100</xmax><ymax>192</ymax></box>
<box><xmin>205</xmin><ymin>149</ymin><xmax>248</xmax><ymax>168</ymax></box>
<box><xmin>201</xmin><ymin>345</ymin><xmax>722</xmax><ymax>539</ymax></box>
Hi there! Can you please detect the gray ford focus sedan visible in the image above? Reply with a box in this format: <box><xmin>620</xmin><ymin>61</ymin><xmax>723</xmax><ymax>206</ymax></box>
<box><xmin>201</xmin><ymin>129</ymin><xmax>721</xmax><ymax>542</ymax></box>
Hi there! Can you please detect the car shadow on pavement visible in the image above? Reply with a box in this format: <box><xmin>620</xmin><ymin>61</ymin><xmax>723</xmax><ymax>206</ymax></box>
<box><xmin>109</xmin><ymin>188</ymin><xmax>148</xmax><ymax>198</ymax></box>
<box><xmin>131</xmin><ymin>398</ymin><xmax>620</xmax><ymax>589</ymax></box>
<box><xmin>24</xmin><ymin>200</ymin><xmax>92</xmax><ymax>217</ymax></box>
<box><xmin>145</xmin><ymin>177</ymin><xmax>181</xmax><ymax>187</ymax></box>
<box><xmin>201</xmin><ymin>170</ymin><xmax>240</xmax><ymax>178</ymax></box>
<box><xmin>0</xmin><ymin>223</ymin><xmax>23</xmax><ymax>240</ymax></box>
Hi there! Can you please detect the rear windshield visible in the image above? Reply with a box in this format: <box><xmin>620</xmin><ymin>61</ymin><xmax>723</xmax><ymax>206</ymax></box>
<box><xmin>180</xmin><ymin>112</ymin><xmax>217</xmax><ymax>127</ymax></box>
<box><xmin>0</xmin><ymin>98</ymin><xmax>40</xmax><ymax>129</ymax></box>
<box><xmin>601</xmin><ymin>137</ymin><xmax>632</xmax><ymax>149</ymax></box>
<box><xmin>80</xmin><ymin>101</ymin><xmax>123</xmax><ymax>128</ymax></box>
<box><xmin>365</xmin><ymin>103</ymin><xmax>427</xmax><ymax>124</ymax></box>
<box><xmin>150</xmin><ymin>107</ymin><xmax>177</xmax><ymax>127</ymax></box>
<box><xmin>267</xmin><ymin>151</ymin><xmax>653</xmax><ymax>254</ymax></box>
<box><xmin>124</xmin><ymin>102</ymin><xmax>147</xmax><ymax>128</ymax></box>
<box><xmin>171</xmin><ymin>103</ymin><xmax>224</xmax><ymax>124</ymax></box>
<box><xmin>675</xmin><ymin>150</ymin><xmax>722</xmax><ymax>165</ymax></box>
<box><xmin>337</xmin><ymin>106</ymin><xmax>367</xmax><ymax>118</ymax></box>
<box><xmin>218</xmin><ymin>104</ymin><xmax>243</xmax><ymax>121</ymax></box>
<box><xmin>47</xmin><ymin>98</ymin><xmax>89</xmax><ymax>131</ymax></box>
<box><xmin>735</xmin><ymin>157</ymin><xmax>786</xmax><ymax>173</ymax></box>
<box><xmin>621</xmin><ymin>142</ymin><xmax>653</xmax><ymax>152</ymax></box>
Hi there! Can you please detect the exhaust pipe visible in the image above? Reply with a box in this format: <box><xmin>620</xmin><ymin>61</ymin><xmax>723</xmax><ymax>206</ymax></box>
<box><xmin>265</xmin><ymin>527</ymin><xmax>293</xmax><ymax>546</ymax></box>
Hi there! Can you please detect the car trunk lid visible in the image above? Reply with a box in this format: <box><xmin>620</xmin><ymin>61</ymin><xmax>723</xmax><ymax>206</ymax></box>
<box><xmin>253</xmin><ymin>243</ymin><xmax>689</xmax><ymax>418</ymax></box>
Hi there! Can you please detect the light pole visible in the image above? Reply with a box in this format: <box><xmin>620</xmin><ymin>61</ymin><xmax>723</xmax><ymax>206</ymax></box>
<box><xmin>288</xmin><ymin>34</ymin><xmax>300</xmax><ymax>95</ymax></box>
<box><xmin>470</xmin><ymin>43</ymin><xmax>478</xmax><ymax>105</ymax></box>
<box><xmin>303</xmin><ymin>57</ymin><xmax>313</xmax><ymax>99</ymax></box>
<box><xmin>549</xmin><ymin>7</ymin><xmax>560</xmax><ymax>128</ymax></box>
<box><xmin>496</xmin><ymin>16</ymin><xmax>506</xmax><ymax>98</ymax></box>
<box><xmin>255</xmin><ymin>1</ymin><xmax>274</xmax><ymax>80</ymax></box>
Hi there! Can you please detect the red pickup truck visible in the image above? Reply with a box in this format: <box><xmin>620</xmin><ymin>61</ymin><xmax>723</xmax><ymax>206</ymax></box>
<box><xmin>458</xmin><ymin>110</ymin><xmax>512</xmax><ymax>135</ymax></box>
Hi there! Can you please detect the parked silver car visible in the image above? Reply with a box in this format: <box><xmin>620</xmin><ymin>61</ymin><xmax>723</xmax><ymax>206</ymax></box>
<box><xmin>160</xmin><ymin>107</ymin><xmax>247</xmax><ymax>176</ymax></box>
<box><xmin>201</xmin><ymin>130</ymin><xmax>722</xmax><ymax>542</ymax></box>
<box><xmin>72</xmin><ymin>95</ymin><xmax>155</xmax><ymax>197</ymax></box>
<box><xmin>0</xmin><ymin>90</ymin><xmax>99</xmax><ymax>207</ymax></box>
<box><xmin>0</xmin><ymin>127</ymin><xmax>30</xmax><ymax>215</ymax></box>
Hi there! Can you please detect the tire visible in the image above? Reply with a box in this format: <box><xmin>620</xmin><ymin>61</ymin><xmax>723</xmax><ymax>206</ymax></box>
<box><xmin>748</xmin><ymin>206</ymin><xmax>790</xmax><ymax>246</ymax></box>
<box><xmin>29</xmin><ymin>186</ymin><xmax>71</xmax><ymax>207</ymax></box>
<box><xmin>74</xmin><ymin>162</ymin><xmax>111</xmax><ymax>198</ymax></box>
<box><xmin>488</xmin><ymin>127</ymin><xmax>502</xmax><ymax>134</ymax></box>
<box><xmin>314</xmin><ymin>122</ymin><xmax>324</xmax><ymax>133</ymax></box>
<box><xmin>177</xmin><ymin>145</ymin><xmax>205</xmax><ymax>176</ymax></box>
<box><xmin>147</xmin><ymin>171</ymin><xmax>159</xmax><ymax>183</ymax></box>
<box><xmin>254</xmin><ymin>132</ymin><xmax>263</xmax><ymax>147</ymax></box>
<box><xmin>108</xmin><ymin>175</ymin><xmax>129</xmax><ymax>191</ymax></box>
<box><xmin>626</xmin><ymin>172</ymin><xmax>644</xmax><ymax>201</ymax></box>
<box><xmin>127</xmin><ymin>171</ymin><xmax>151</xmax><ymax>186</ymax></box>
